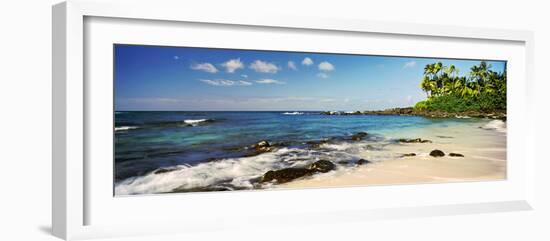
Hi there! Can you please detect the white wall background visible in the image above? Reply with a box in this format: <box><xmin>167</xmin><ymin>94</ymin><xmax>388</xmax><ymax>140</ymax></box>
<box><xmin>0</xmin><ymin>0</ymin><xmax>548</xmax><ymax>240</ymax></box>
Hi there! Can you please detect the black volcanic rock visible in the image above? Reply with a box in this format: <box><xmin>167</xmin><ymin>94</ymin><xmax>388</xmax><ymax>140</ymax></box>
<box><xmin>398</xmin><ymin>138</ymin><xmax>432</xmax><ymax>143</ymax></box>
<box><xmin>253</xmin><ymin>140</ymin><xmax>274</xmax><ymax>153</ymax></box>
<box><xmin>308</xmin><ymin>160</ymin><xmax>336</xmax><ymax>173</ymax></box>
<box><xmin>305</xmin><ymin>139</ymin><xmax>330</xmax><ymax>148</ymax></box>
<box><xmin>153</xmin><ymin>167</ymin><xmax>178</xmax><ymax>175</ymax></box>
<box><xmin>356</xmin><ymin>159</ymin><xmax>371</xmax><ymax>165</ymax></box>
<box><xmin>449</xmin><ymin>153</ymin><xmax>464</xmax><ymax>157</ymax></box>
<box><xmin>260</xmin><ymin>168</ymin><xmax>314</xmax><ymax>183</ymax></box>
<box><xmin>260</xmin><ymin>160</ymin><xmax>336</xmax><ymax>184</ymax></box>
<box><xmin>351</xmin><ymin>132</ymin><xmax>368</xmax><ymax>141</ymax></box>
<box><xmin>429</xmin><ymin>150</ymin><xmax>445</xmax><ymax>157</ymax></box>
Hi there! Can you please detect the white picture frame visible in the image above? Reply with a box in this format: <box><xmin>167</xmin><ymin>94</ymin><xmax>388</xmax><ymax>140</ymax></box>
<box><xmin>52</xmin><ymin>0</ymin><xmax>536</xmax><ymax>240</ymax></box>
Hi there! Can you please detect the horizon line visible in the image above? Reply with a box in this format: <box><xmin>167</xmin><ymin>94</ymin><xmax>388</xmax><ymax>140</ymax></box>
<box><xmin>114</xmin><ymin>109</ymin><xmax>406</xmax><ymax>112</ymax></box>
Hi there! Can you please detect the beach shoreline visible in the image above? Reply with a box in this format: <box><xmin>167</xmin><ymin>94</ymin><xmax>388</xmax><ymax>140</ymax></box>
<box><xmin>114</xmin><ymin>112</ymin><xmax>506</xmax><ymax>195</ymax></box>
<box><xmin>279</xmin><ymin>118</ymin><xmax>506</xmax><ymax>190</ymax></box>
<box><xmin>322</xmin><ymin>107</ymin><xmax>507</xmax><ymax>120</ymax></box>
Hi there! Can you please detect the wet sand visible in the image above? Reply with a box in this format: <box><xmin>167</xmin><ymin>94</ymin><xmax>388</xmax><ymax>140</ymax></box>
<box><xmin>281</xmin><ymin>119</ymin><xmax>507</xmax><ymax>189</ymax></box>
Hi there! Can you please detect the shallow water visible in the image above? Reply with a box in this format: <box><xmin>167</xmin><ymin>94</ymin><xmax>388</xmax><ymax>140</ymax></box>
<box><xmin>282</xmin><ymin>119</ymin><xmax>506</xmax><ymax>189</ymax></box>
<box><xmin>114</xmin><ymin>111</ymin><xmax>506</xmax><ymax>195</ymax></box>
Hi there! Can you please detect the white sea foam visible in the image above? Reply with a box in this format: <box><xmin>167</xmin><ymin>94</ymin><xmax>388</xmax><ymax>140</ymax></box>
<box><xmin>115</xmin><ymin>148</ymin><xmax>302</xmax><ymax>195</ymax></box>
<box><xmin>481</xmin><ymin>120</ymin><xmax>506</xmax><ymax>133</ymax></box>
<box><xmin>183</xmin><ymin>119</ymin><xmax>212</xmax><ymax>126</ymax></box>
<box><xmin>184</xmin><ymin>119</ymin><xmax>208</xmax><ymax>124</ymax></box>
<box><xmin>115</xmin><ymin>126</ymin><xmax>138</xmax><ymax>132</ymax></box>
<box><xmin>282</xmin><ymin>112</ymin><xmax>304</xmax><ymax>115</ymax></box>
<box><xmin>115</xmin><ymin>119</ymin><xmax>507</xmax><ymax>195</ymax></box>
<box><xmin>320</xmin><ymin>142</ymin><xmax>358</xmax><ymax>151</ymax></box>
<box><xmin>114</xmin><ymin>143</ymin><xmax>381</xmax><ymax>195</ymax></box>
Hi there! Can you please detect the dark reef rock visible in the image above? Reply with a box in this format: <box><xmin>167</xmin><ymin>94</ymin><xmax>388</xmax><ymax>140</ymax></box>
<box><xmin>253</xmin><ymin>140</ymin><xmax>274</xmax><ymax>153</ymax></box>
<box><xmin>321</xmin><ymin>108</ymin><xmax>506</xmax><ymax>120</ymax></box>
<box><xmin>351</xmin><ymin>132</ymin><xmax>369</xmax><ymax>141</ymax></box>
<box><xmin>305</xmin><ymin>139</ymin><xmax>330</xmax><ymax>148</ymax></box>
<box><xmin>260</xmin><ymin>160</ymin><xmax>337</xmax><ymax>184</ymax></box>
<box><xmin>449</xmin><ymin>153</ymin><xmax>464</xmax><ymax>157</ymax></box>
<box><xmin>337</xmin><ymin>161</ymin><xmax>349</xmax><ymax>165</ymax></box>
<box><xmin>153</xmin><ymin>167</ymin><xmax>179</xmax><ymax>175</ymax></box>
<box><xmin>398</xmin><ymin>138</ymin><xmax>432</xmax><ymax>143</ymax></box>
<box><xmin>308</xmin><ymin>160</ymin><xmax>336</xmax><ymax>173</ymax></box>
<box><xmin>429</xmin><ymin>149</ymin><xmax>445</xmax><ymax>157</ymax></box>
<box><xmin>402</xmin><ymin>153</ymin><xmax>417</xmax><ymax>157</ymax></box>
<box><xmin>356</xmin><ymin>159</ymin><xmax>371</xmax><ymax>165</ymax></box>
<box><xmin>243</xmin><ymin>140</ymin><xmax>279</xmax><ymax>157</ymax></box>
<box><xmin>321</xmin><ymin>111</ymin><xmax>363</xmax><ymax>115</ymax></box>
<box><xmin>260</xmin><ymin>168</ymin><xmax>314</xmax><ymax>183</ymax></box>
<box><xmin>363</xmin><ymin>107</ymin><xmax>415</xmax><ymax>115</ymax></box>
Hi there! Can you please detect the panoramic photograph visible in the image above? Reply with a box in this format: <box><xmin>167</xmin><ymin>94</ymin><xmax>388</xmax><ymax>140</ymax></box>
<box><xmin>113</xmin><ymin>44</ymin><xmax>507</xmax><ymax>195</ymax></box>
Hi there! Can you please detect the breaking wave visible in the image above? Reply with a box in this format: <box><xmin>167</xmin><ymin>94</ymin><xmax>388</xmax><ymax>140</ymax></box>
<box><xmin>115</xmin><ymin>119</ymin><xmax>216</xmax><ymax>131</ymax></box>
<box><xmin>282</xmin><ymin>112</ymin><xmax>304</xmax><ymax>115</ymax></box>
<box><xmin>184</xmin><ymin>119</ymin><xmax>209</xmax><ymax>124</ymax></box>
<box><xmin>481</xmin><ymin>120</ymin><xmax>506</xmax><ymax>133</ymax></box>
<box><xmin>115</xmin><ymin>126</ymin><xmax>138</xmax><ymax>132</ymax></box>
<box><xmin>114</xmin><ymin>139</ymin><xmax>394</xmax><ymax>195</ymax></box>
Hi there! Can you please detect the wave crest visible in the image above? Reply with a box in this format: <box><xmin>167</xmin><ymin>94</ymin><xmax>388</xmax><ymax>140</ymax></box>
<box><xmin>184</xmin><ymin>119</ymin><xmax>214</xmax><ymax>126</ymax></box>
<box><xmin>282</xmin><ymin>112</ymin><xmax>304</xmax><ymax>115</ymax></box>
<box><xmin>115</xmin><ymin>126</ymin><xmax>138</xmax><ymax>132</ymax></box>
<box><xmin>481</xmin><ymin>120</ymin><xmax>506</xmax><ymax>133</ymax></box>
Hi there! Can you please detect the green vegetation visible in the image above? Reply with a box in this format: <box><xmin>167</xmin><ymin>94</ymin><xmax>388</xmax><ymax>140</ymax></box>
<box><xmin>415</xmin><ymin>61</ymin><xmax>506</xmax><ymax>113</ymax></box>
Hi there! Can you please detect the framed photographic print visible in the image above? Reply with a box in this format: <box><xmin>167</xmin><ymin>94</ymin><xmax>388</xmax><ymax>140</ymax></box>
<box><xmin>53</xmin><ymin>0</ymin><xmax>535</xmax><ymax>240</ymax></box>
<box><xmin>113</xmin><ymin>44</ymin><xmax>508</xmax><ymax>195</ymax></box>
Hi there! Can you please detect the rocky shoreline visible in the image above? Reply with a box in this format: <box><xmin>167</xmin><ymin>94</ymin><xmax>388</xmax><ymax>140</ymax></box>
<box><xmin>321</xmin><ymin>107</ymin><xmax>506</xmax><ymax>120</ymax></box>
<box><xmin>245</xmin><ymin>137</ymin><xmax>464</xmax><ymax>184</ymax></box>
<box><xmin>165</xmin><ymin>135</ymin><xmax>468</xmax><ymax>190</ymax></box>
<box><xmin>118</xmin><ymin>119</ymin><xmax>503</xmax><ymax>195</ymax></box>
<box><xmin>252</xmin><ymin>138</ymin><xmax>465</xmax><ymax>185</ymax></box>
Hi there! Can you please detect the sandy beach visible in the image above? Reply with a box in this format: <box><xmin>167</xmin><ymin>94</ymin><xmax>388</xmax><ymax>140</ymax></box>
<box><xmin>281</xmin><ymin>119</ymin><xmax>507</xmax><ymax>189</ymax></box>
<box><xmin>114</xmin><ymin>112</ymin><xmax>509</xmax><ymax>195</ymax></box>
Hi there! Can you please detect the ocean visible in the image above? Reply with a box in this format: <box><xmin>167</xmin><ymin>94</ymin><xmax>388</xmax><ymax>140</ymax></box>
<box><xmin>114</xmin><ymin>111</ymin><xmax>506</xmax><ymax>195</ymax></box>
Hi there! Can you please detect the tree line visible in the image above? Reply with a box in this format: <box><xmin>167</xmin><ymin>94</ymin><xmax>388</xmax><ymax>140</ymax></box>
<box><xmin>415</xmin><ymin>61</ymin><xmax>506</xmax><ymax>112</ymax></box>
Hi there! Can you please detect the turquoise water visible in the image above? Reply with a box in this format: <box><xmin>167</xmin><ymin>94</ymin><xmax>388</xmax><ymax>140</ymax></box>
<box><xmin>114</xmin><ymin>111</ymin><xmax>487</xmax><ymax>194</ymax></box>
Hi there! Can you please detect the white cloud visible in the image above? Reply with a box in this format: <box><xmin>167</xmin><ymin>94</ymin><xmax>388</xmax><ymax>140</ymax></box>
<box><xmin>302</xmin><ymin>57</ymin><xmax>314</xmax><ymax>66</ymax></box>
<box><xmin>190</xmin><ymin>62</ymin><xmax>218</xmax><ymax>73</ymax></box>
<box><xmin>403</xmin><ymin>61</ymin><xmax>416</xmax><ymax>68</ymax></box>
<box><xmin>221</xmin><ymin>58</ymin><xmax>244</xmax><ymax>73</ymax></box>
<box><xmin>200</xmin><ymin>79</ymin><xmax>252</xmax><ymax>86</ymax></box>
<box><xmin>287</xmin><ymin>61</ymin><xmax>297</xmax><ymax>70</ymax></box>
<box><xmin>317</xmin><ymin>73</ymin><xmax>329</xmax><ymax>79</ymax></box>
<box><xmin>256</xmin><ymin>79</ymin><xmax>285</xmax><ymax>84</ymax></box>
<box><xmin>318</xmin><ymin>61</ymin><xmax>335</xmax><ymax>71</ymax></box>
<box><xmin>173</xmin><ymin>56</ymin><xmax>180</xmax><ymax>60</ymax></box>
<box><xmin>241</xmin><ymin>74</ymin><xmax>248</xmax><ymax>78</ymax></box>
<box><xmin>249</xmin><ymin>60</ymin><xmax>279</xmax><ymax>73</ymax></box>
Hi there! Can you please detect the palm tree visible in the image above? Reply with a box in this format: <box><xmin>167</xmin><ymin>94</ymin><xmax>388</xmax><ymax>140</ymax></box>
<box><xmin>418</xmin><ymin>61</ymin><xmax>505</xmax><ymax>106</ymax></box>
<box><xmin>420</xmin><ymin>76</ymin><xmax>436</xmax><ymax>98</ymax></box>
<box><xmin>469</xmin><ymin>61</ymin><xmax>492</xmax><ymax>94</ymax></box>
<box><xmin>420</xmin><ymin>76</ymin><xmax>431</xmax><ymax>98</ymax></box>
<box><xmin>444</xmin><ymin>64</ymin><xmax>457</xmax><ymax>78</ymax></box>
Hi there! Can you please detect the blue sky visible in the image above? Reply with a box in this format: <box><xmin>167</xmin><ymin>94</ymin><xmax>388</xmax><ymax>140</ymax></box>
<box><xmin>115</xmin><ymin>44</ymin><xmax>506</xmax><ymax>111</ymax></box>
